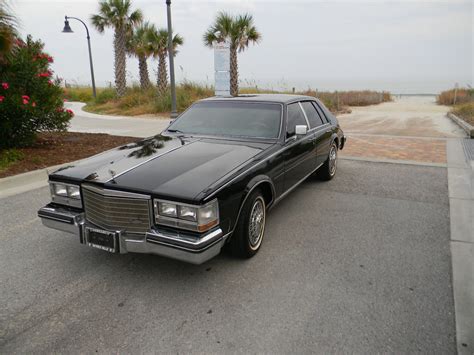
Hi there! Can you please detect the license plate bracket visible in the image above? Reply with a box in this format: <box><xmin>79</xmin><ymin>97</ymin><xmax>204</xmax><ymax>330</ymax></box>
<box><xmin>85</xmin><ymin>227</ymin><xmax>118</xmax><ymax>253</ymax></box>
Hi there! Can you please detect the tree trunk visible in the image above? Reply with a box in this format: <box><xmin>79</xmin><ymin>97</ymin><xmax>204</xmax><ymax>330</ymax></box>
<box><xmin>157</xmin><ymin>53</ymin><xmax>168</xmax><ymax>96</ymax></box>
<box><xmin>114</xmin><ymin>27</ymin><xmax>127</xmax><ymax>97</ymax></box>
<box><xmin>138</xmin><ymin>55</ymin><xmax>151</xmax><ymax>90</ymax></box>
<box><xmin>230</xmin><ymin>45</ymin><xmax>238</xmax><ymax>97</ymax></box>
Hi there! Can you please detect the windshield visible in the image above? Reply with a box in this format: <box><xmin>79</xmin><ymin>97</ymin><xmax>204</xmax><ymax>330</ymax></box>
<box><xmin>168</xmin><ymin>101</ymin><xmax>282</xmax><ymax>139</ymax></box>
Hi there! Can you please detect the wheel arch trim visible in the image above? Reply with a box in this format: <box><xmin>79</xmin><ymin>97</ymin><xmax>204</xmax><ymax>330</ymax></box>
<box><xmin>229</xmin><ymin>175</ymin><xmax>275</xmax><ymax>237</ymax></box>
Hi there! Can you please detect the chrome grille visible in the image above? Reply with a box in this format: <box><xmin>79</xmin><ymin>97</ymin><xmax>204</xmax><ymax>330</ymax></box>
<box><xmin>82</xmin><ymin>185</ymin><xmax>151</xmax><ymax>234</ymax></box>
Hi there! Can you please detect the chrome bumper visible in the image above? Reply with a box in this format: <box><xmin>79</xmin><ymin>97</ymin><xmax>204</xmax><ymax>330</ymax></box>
<box><xmin>37</xmin><ymin>203</ymin><xmax>229</xmax><ymax>265</ymax></box>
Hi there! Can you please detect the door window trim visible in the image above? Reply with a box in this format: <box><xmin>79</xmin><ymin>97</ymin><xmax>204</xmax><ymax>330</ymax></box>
<box><xmin>312</xmin><ymin>100</ymin><xmax>329</xmax><ymax>123</ymax></box>
<box><xmin>285</xmin><ymin>102</ymin><xmax>310</xmax><ymax>142</ymax></box>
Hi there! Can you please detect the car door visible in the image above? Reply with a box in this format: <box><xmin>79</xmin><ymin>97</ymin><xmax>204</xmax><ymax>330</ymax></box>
<box><xmin>282</xmin><ymin>102</ymin><xmax>316</xmax><ymax>191</ymax></box>
<box><xmin>311</xmin><ymin>101</ymin><xmax>333</xmax><ymax>166</ymax></box>
<box><xmin>300</xmin><ymin>101</ymin><xmax>332</xmax><ymax>166</ymax></box>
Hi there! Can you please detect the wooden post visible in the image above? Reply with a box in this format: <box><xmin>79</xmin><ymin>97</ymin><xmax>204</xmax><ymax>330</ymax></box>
<box><xmin>453</xmin><ymin>83</ymin><xmax>458</xmax><ymax>105</ymax></box>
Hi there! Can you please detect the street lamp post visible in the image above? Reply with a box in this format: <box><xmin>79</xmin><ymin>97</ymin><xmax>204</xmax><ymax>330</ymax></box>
<box><xmin>62</xmin><ymin>16</ymin><xmax>97</xmax><ymax>98</ymax></box>
<box><xmin>166</xmin><ymin>0</ymin><xmax>177</xmax><ymax>119</ymax></box>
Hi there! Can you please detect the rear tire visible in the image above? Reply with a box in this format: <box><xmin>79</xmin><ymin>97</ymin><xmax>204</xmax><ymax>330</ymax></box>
<box><xmin>317</xmin><ymin>141</ymin><xmax>338</xmax><ymax>181</ymax></box>
<box><xmin>229</xmin><ymin>189</ymin><xmax>266</xmax><ymax>258</ymax></box>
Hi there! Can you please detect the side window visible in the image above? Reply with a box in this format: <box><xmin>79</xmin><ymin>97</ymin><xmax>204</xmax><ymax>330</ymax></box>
<box><xmin>312</xmin><ymin>101</ymin><xmax>328</xmax><ymax>123</ymax></box>
<box><xmin>286</xmin><ymin>103</ymin><xmax>308</xmax><ymax>138</ymax></box>
<box><xmin>301</xmin><ymin>101</ymin><xmax>324</xmax><ymax>128</ymax></box>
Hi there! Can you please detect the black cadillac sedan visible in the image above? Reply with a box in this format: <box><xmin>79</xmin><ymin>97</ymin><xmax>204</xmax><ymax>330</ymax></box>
<box><xmin>38</xmin><ymin>94</ymin><xmax>346</xmax><ymax>264</ymax></box>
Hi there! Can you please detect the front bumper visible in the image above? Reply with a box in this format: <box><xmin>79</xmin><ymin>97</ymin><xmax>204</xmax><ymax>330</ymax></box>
<box><xmin>37</xmin><ymin>203</ymin><xmax>229</xmax><ymax>265</ymax></box>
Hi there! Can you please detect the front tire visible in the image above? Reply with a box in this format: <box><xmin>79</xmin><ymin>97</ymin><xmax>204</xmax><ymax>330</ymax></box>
<box><xmin>229</xmin><ymin>189</ymin><xmax>266</xmax><ymax>258</ymax></box>
<box><xmin>317</xmin><ymin>141</ymin><xmax>338</xmax><ymax>181</ymax></box>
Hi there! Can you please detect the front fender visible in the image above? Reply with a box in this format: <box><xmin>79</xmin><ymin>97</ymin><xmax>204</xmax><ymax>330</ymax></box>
<box><xmin>244</xmin><ymin>175</ymin><xmax>275</xmax><ymax>204</ymax></box>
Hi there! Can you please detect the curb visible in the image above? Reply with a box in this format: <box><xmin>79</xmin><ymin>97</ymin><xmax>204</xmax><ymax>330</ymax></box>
<box><xmin>340</xmin><ymin>155</ymin><xmax>446</xmax><ymax>168</ymax></box>
<box><xmin>446</xmin><ymin>139</ymin><xmax>474</xmax><ymax>354</ymax></box>
<box><xmin>0</xmin><ymin>162</ymin><xmax>69</xmax><ymax>199</ymax></box>
<box><xmin>448</xmin><ymin>113</ymin><xmax>474</xmax><ymax>138</ymax></box>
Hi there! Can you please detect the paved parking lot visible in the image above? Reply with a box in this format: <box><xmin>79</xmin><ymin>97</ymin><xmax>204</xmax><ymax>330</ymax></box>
<box><xmin>0</xmin><ymin>160</ymin><xmax>455</xmax><ymax>353</ymax></box>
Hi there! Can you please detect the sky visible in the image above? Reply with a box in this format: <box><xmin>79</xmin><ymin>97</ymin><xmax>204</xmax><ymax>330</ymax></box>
<box><xmin>11</xmin><ymin>0</ymin><xmax>474</xmax><ymax>94</ymax></box>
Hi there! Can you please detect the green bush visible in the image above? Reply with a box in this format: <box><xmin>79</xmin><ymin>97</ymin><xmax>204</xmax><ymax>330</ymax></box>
<box><xmin>0</xmin><ymin>36</ymin><xmax>72</xmax><ymax>149</ymax></box>
<box><xmin>0</xmin><ymin>148</ymin><xmax>24</xmax><ymax>170</ymax></box>
<box><xmin>94</xmin><ymin>88</ymin><xmax>116</xmax><ymax>104</ymax></box>
<box><xmin>63</xmin><ymin>86</ymin><xmax>116</xmax><ymax>104</ymax></box>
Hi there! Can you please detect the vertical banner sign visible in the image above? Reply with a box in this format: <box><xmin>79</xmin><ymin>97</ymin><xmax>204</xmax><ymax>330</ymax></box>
<box><xmin>214</xmin><ymin>40</ymin><xmax>231</xmax><ymax>96</ymax></box>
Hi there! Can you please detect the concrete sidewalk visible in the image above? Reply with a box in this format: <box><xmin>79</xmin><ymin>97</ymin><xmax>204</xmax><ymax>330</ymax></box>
<box><xmin>446</xmin><ymin>139</ymin><xmax>474</xmax><ymax>354</ymax></box>
<box><xmin>66</xmin><ymin>102</ymin><xmax>170</xmax><ymax>138</ymax></box>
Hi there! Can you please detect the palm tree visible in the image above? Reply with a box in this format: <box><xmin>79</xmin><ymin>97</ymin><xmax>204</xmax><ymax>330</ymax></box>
<box><xmin>127</xmin><ymin>21</ymin><xmax>155</xmax><ymax>89</ymax></box>
<box><xmin>149</xmin><ymin>28</ymin><xmax>183</xmax><ymax>95</ymax></box>
<box><xmin>91</xmin><ymin>0</ymin><xmax>143</xmax><ymax>97</ymax></box>
<box><xmin>203</xmin><ymin>12</ymin><xmax>261</xmax><ymax>97</ymax></box>
<box><xmin>0</xmin><ymin>1</ymin><xmax>17</xmax><ymax>61</ymax></box>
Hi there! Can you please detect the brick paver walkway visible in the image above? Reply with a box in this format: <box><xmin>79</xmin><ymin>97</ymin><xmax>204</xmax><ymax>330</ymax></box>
<box><xmin>340</xmin><ymin>134</ymin><xmax>447</xmax><ymax>164</ymax></box>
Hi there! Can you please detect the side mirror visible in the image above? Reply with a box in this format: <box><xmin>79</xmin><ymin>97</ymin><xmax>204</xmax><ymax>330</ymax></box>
<box><xmin>295</xmin><ymin>125</ymin><xmax>308</xmax><ymax>136</ymax></box>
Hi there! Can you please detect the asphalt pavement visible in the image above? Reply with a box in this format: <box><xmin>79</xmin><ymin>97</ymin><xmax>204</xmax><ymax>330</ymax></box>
<box><xmin>0</xmin><ymin>160</ymin><xmax>456</xmax><ymax>353</ymax></box>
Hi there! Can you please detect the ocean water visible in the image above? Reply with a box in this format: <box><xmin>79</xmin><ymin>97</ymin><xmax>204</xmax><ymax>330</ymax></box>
<box><xmin>238</xmin><ymin>77</ymin><xmax>472</xmax><ymax>95</ymax></box>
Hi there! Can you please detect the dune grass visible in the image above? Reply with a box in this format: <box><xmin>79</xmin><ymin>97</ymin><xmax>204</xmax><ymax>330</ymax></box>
<box><xmin>64</xmin><ymin>82</ymin><xmax>391</xmax><ymax>116</ymax></box>
<box><xmin>437</xmin><ymin>88</ymin><xmax>474</xmax><ymax>125</ymax></box>
<box><xmin>437</xmin><ymin>88</ymin><xmax>474</xmax><ymax>106</ymax></box>
<box><xmin>451</xmin><ymin>102</ymin><xmax>474</xmax><ymax>126</ymax></box>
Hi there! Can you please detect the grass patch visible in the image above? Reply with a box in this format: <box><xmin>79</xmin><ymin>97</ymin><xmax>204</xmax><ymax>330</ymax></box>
<box><xmin>63</xmin><ymin>87</ymin><xmax>116</xmax><ymax>103</ymax></box>
<box><xmin>67</xmin><ymin>83</ymin><xmax>391</xmax><ymax>116</ymax></box>
<box><xmin>451</xmin><ymin>102</ymin><xmax>474</xmax><ymax>126</ymax></box>
<box><xmin>0</xmin><ymin>149</ymin><xmax>25</xmax><ymax>171</ymax></box>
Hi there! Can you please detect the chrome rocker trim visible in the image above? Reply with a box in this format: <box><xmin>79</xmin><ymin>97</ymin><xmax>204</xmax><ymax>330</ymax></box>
<box><xmin>37</xmin><ymin>203</ymin><xmax>228</xmax><ymax>265</ymax></box>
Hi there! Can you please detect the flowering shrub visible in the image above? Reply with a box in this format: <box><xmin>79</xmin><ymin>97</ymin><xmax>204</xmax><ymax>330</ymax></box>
<box><xmin>0</xmin><ymin>35</ymin><xmax>72</xmax><ymax>149</ymax></box>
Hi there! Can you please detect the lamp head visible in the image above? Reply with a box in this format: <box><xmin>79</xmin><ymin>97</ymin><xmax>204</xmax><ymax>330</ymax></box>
<box><xmin>62</xmin><ymin>18</ymin><xmax>73</xmax><ymax>33</ymax></box>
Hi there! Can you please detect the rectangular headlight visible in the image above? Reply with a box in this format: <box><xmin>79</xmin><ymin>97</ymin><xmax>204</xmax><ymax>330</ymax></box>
<box><xmin>49</xmin><ymin>182</ymin><xmax>82</xmax><ymax>208</ymax></box>
<box><xmin>153</xmin><ymin>199</ymin><xmax>219</xmax><ymax>232</ymax></box>
<box><xmin>157</xmin><ymin>201</ymin><xmax>177</xmax><ymax>217</ymax></box>
<box><xmin>67</xmin><ymin>185</ymin><xmax>81</xmax><ymax>199</ymax></box>
<box><xmin>179</xmin><ymin>205</ymin><xmax>197</xmax><ymax>221</ymax></box>
<box><xmin>53</xmin><ymin>183</ymin><xmax>67</xmax><ymax>196</ymax></box>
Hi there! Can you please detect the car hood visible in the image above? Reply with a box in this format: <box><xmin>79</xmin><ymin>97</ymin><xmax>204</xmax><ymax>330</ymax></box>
<box><xmin>50</xmin><ymin>134</ymin><xmax>271</xmax><ymax>202</ymax></box>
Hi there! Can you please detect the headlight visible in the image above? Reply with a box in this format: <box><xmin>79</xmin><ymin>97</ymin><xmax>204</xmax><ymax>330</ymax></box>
<box><xmin>179</xmin><ymin>205</ymin><xmax>197</xmax><ymax>221</ymax></box>
<box><xmin>154</xmin><ymin>199</ymin><xmax>219</xmax><ymax>232</ymax></box>
<box><xmin>67</xmin><ymin>185</ymin><xmax>81</xmax><ymax>199</ymax></box>
<box><xmin>53</xmin><ymin>183</ymin><xmax>67</xmax><ymax>196</ymax></box>
<box><xmin>158</xmin><ymin>201</ymin><xmax>177</xmax><ymax>217</ymax></box>
<box><xmin>49</xmin><ymin>182</ymin><xmax>82</xmax><ymax>208</ymax></box>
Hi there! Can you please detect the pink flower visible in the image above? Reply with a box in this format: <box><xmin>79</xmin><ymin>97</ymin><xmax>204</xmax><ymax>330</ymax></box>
<box><xmin>1</xmin><ymin>83</ymin><xmax>8</xmax><ymax>90</ymax></box>
<box><xmin>66</xmin><ymin>109</ymin><xmax>74</xmax><ymax>115</ymax></box>
<box><xmin>63</xmin><ymin>98</ymin><xmax>68</xmax><ymax>102</ymax></box>
<box><xmin>0</xmin><ymin>96</ymin><xmax>5</xmax><ymax>102</ymax></box>
<box><xmin>48</xmin><ymin>80</ymin><xmax>53</xmax><ymax>86</ymax></box>
<box><xmin>22</xmin><ymin>95</ymin><xmax>30</xmax><ymax>100</ymax></box>
<box><xmin>37</xmin><ymin>70</ymin><xmax>52</xmax><ymax>78</ymax></box>
<box><xmin>22</xmin><ymin>99</ymin><xmax>29</xmax><ymax>105</ymax></box>
<box><xmin>32</xmin><ymin>102</ymin><xmax>36</xmax><ymax>107</ymax></box>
